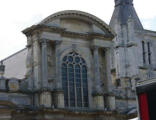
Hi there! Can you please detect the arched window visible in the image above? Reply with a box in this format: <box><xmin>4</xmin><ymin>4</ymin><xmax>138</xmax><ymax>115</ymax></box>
<box><xmin>62</xmin><ymin>51</ymin><xmax>88</xmax><ymax>108</ymax></box>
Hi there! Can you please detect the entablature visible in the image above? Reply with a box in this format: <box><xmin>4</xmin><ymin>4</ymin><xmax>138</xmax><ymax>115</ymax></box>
<box><xmin>23</xmin><ymin>24</ymin><xmax>114</xmax><ymax>40</ymax></box>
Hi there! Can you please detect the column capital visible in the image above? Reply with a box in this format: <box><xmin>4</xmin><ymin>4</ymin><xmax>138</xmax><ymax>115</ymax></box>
<box><xmin>40</xmin><ymin>39</ymin><xmax>48</xmax><ymax>44</ymax></box>
<box><xmin>54</xmin><ymin>40</ymin><xmax>62</xmax><ymax>46</ymax></box>
<box><xmin>90</xmin><ymin>45</ymin><xmax>99</xmax><ymax>50</ymax></box>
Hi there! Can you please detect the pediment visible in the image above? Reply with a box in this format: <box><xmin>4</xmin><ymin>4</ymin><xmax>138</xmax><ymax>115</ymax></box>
<box><xmin>23</xmin><ymin>10</ymin><xmax>115</xmax><ymax>40</ymax></box>
<box><xmin>39</xmin><ymin>10</ymin><xmax>115</xmax><ymax>36</ymax></box>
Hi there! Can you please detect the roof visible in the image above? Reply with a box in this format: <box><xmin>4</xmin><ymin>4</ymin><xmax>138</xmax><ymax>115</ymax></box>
<box><xmin>110</xmin><ymin>0</ymin><xmax>143</xmax><ymax>30</ymax></box>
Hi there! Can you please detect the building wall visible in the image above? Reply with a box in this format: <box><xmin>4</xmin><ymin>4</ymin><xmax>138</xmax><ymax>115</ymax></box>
<box><xmin>3</xmin><ymin>48</ymin><xmax>27</xmax><ymax>79</ymax></box>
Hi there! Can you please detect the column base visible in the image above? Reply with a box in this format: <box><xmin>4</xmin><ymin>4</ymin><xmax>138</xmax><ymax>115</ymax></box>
<box><xmin>53</xmin><ymin>89</ymin><xmax>64</xmax><ymax>108</ymax></box>
<box><xmin>93</xmin><ymin>95</ymin><xmax>104</xmax><ymax>110</ymax></box>
<box><xmin>107</xmin><ymin>95</ymin><xmax>116</xmax><ymax>111</ymax></box>
<box><xmin>40</xmin><ymin>91</ymin><xmax>52</xmax><ymax>108</ymax></box>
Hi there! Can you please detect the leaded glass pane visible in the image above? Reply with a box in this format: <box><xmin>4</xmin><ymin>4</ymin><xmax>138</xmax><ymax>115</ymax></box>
<box><xmin>68</xmin><ymin>56</ymin><xmax>73</xmax><ymax>62</ymax></box>
<box><xmin>63</xmin><ymin>56</ymin><xmax>67</xmax><ymax>62</ymax></box>
<box><xmin>84</xmin><ymin>102</ymin><xmax>88</xmax><ymax>107</ymax></box>
<box><xmin>82</xmin><ymin>66</ymin><xmax>87</xmax><ymax>72</ymax></box>
<box><xmin>62</xmin><ymin>63</ymin><xmax>67</xmax><ymax>68</ymax></box>
<box><xmin>75</xmin><ymin>57</ymin><xmax>80</xmax><ymax>63</ymax></box>
<box><xmin>82</xmin><ymin>73</ymin><xmax>87</xmax><ymax>78</ymax></box>
<box><xmin>76</xmin><ymin>74</ymin><xmax>81</xmax><ymax>78</ymax></box>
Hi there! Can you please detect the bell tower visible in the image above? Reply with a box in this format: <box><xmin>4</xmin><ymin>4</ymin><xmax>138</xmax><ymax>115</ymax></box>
<box><xmin>110</xmin><ymin>0</ymin><xmax>143</xmax><ymax>112</ymax></box>
<box><xmin>110</xmin><ymin>0</ymin><xmax>144</xmax><ymax>79</ymax></box>
<box><xmin>110</xmin><ymin>0</ymin><xmax>143</xmax><ymax>29</ymax></box>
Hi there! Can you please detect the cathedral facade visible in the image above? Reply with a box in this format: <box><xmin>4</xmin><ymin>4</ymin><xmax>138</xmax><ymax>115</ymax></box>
<box><xmin>0</xmin><ymin>0</ymin><xmax>156</xmax><ymax>120</ymax></box>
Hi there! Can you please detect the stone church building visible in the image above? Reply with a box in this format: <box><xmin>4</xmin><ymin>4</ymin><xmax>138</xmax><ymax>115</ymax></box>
<box><xmin>0</xmin><ymin>0</ymin><xmax>156</xmax><ymax>119</ymax></box>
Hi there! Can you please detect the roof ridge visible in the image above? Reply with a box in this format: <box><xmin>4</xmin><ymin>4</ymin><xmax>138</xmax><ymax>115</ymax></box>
<box><xmin>2</xmin><ymin>48</ymin><xmax>27</xmax><ymax>62</ymax></box>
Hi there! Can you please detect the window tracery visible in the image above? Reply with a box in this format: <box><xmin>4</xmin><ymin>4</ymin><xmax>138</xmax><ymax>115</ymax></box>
<box><xmin>62</xmin><ymin>51</ymin><xmax>89</xmax><ymax>108</ymax></box>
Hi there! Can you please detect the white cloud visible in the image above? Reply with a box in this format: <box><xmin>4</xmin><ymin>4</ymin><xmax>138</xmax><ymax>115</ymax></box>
<box><xmin>0</xmin><ymin>0</ymin><xmax>155</xmax><ymax>60</ymax></box>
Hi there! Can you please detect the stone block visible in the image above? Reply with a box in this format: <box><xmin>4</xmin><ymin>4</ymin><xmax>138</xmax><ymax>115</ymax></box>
<box><xmin>107</xmin><ymin>96</ymin><xmax>116</xmax><ymax>111</ymax></box>
<box><xmin>54</xmin><ymin>91</ymin><xmax>64</xmax><ymax>108</ymax></box>
<box><xmin>10</xmin><ymin>94</ymin><xmax>31</xmax><ymax>105</ymax></box>
<box><xmin>0</xmin><ymin>78</ymin><xmax>6</xmax><ymax>90</ymax></box>
<box><xmin>40</xmin><ymin>91</ymin><xmax>52</xmax><ymax>108</ymax></box>
<box><xmin>8</xmin><ymin>79</ymin><xmax>19</xmax><ymax>92</ymax></box>
<box><xmin>93</xmin><ymin>95</ymin><xmax>104</xmax><ymax>110</ymax></box>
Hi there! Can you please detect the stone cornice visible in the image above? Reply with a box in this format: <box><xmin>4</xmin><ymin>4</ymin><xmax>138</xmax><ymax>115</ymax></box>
<box><xmin>11</xmin><ymin>108</ymin><xmax>137</xmax><ymax>119</ymax></box>
<box><xmin>22</xmin><ymin>24</ymin><xmax>114</xmax><ymax>40</ymax></box>
<box><xmin>22</xmin><ymin>24</ymin><xmax>65</xmax><ymax>36</ymax></box>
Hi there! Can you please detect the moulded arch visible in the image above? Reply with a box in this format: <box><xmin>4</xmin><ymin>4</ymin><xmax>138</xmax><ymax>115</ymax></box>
<box><xmin>39</xmin><ymin>10</ymin><xmax>115</xmax><ymax>36</ymax></box>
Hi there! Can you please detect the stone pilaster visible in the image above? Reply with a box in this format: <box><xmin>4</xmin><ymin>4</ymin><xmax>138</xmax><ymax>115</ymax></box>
<box><xmin>39</xmin><ymin>39</ymin><xmax>52</xmax><ymax>108</ymax></box>
<box><xmin>32</xmin><ymin>35</ymin><xmax>41</xmax><ymax>90</ymax></box>
<box><xmin>92</xmin><ymin>46</ymin><xmax>104</xmax><ymax>109</ymax></box>
<box><xmin>26</xmin><ymin>37</ymin><xmax>34</xmax><ymax>90</ymax></box>
<box><xmin>54</xmin><ymin>40</ymin><xmax>64</xmax><ymax>108</ymax></box>
<box><xmin>106</xmin><ymin>48</ymin><xmax>114</xmax><ymax>92</ymax></box>
<box><xmin>55</xmin><ymin>40</ymin><xmax>62</xmax><ymax>89</ymax></box>
<box><xmin>93</xmin><ymin>46</ymin><xmax>102</xmax><ymax>94</ymax></box>
<box><xmin>41</xmin><ymin>39</ymin><xmax>48</xmax><ymax>89</ymax></box>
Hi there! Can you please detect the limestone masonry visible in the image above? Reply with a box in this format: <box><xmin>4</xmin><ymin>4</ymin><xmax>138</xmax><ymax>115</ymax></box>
<box><xmin>0</xmin><ymin>0</ymin><xmax>156</xmax><ymax>120</ymax></box>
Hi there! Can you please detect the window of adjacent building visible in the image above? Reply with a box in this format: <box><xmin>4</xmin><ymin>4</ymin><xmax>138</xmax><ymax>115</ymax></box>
<box><xmin>142</xmin><ymin>41</ymin><xmax>152</xmax><ymax>65</ymax></box>
<box><xmin>61</xmin><ymin>51</ymin><xmax>89</xmax><ymax>108</ymax></box>
<box><xmin>147</xmin><ymin>42</ymin><xmax>151</xmax><ymax>65</ymax></box>
<box><xmin>116</xmin><ymin>78</ymin><xmax>121</xmax><ymax>87</ymax></box>
<box><xmin>142</xmin><ymin>41</ymin><xmax>146</xmax><ymax>64</ymax></box>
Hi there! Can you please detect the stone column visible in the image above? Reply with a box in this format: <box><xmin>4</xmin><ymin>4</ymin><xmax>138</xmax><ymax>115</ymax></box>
<box><xmin>54</xmin><ymin>40</ymin><xmax>64</xmax><ymax>108</ymax></box>
<box><xmin>32</xmin><ymin>35</ymin><xmax>41</xmax><ymax>90</ymax></box>
<box><xmin>55</xmin><ymin>40</ymin><xmax>62</xmax><ymax>89</ymax></box>
<box><xmin>92</xmin><ymin>46</ymin><xmax>104</xmax><ymax>110</ymax></box>
<box><xmin>41</xmin><ymin>39</ymin><xmax>48</xmax><ymax>89</ymax></box>
<box><xmin>106</xmin><ymin>48</ymin><xmax>114</xmax><ymax>92</ymax></box>
<box><xmin>93</xmin><ymin>46</ymin><xmax>102</xmax><ymax>93</ymax></box>
<box><xmin>39</xmin><ymin>39</ymin><xmax>52</xmax><ymax>108</ymax></box>
<box><xmin>26</xmin><ymin>37</ymin><xmax>33</xmax><ymax>90</ymax></box>
<box><xmin>105</xmin><ymin>48</ymin><xmax>116</xmax><ymax>111</ymax></box>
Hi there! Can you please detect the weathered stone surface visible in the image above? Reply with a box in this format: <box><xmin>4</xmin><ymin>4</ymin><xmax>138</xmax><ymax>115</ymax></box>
<box><xmin>1</xmin><ymin>0</ymin><xmax>156</xmax><ymax>119</ymax></box>
<box><xmin>9</xmin><ymin>93</ymin><xmax>31</xmax><ymax>105</ymax></box>
<box><xmin>54</xmin><ymin>91</ymin><xmax>64</xmax><ymax>108</ymax></box>
<box><xmin>8</xmin><ymin>79</ymin><xmax>19</xmax><ymax>92</ymax></box>
<box><xmin>93</xmin><ymin>95</ymin><xmax>104</xmax><ymax>110</ymax></box>
<box><xmin>40</xmin><ymin>91</ymin><xmax>52</xmax><ymax>108</ymax></box>
<box><xmin>107</xmin><ymin>96</ymin><xmax>116</xmax><ymax>111</ymax></box>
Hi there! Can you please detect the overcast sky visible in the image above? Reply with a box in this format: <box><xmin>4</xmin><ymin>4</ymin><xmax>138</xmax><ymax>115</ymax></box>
<box><xmin>0</xmin><ymin>0</ymin><xmax>156</xmax><ymax>60</ymax></box>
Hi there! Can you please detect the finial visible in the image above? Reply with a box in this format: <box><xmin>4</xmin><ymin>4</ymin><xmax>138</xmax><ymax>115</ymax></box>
<box><xmin>0</xmin><ymin>61</ymin><xmax>5</xmax><ymax>77</ymax></box>
<box><xmin>115</xmin><ymin>0</ymin><xmax>133</xmax><ymax>7</ymax></box>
